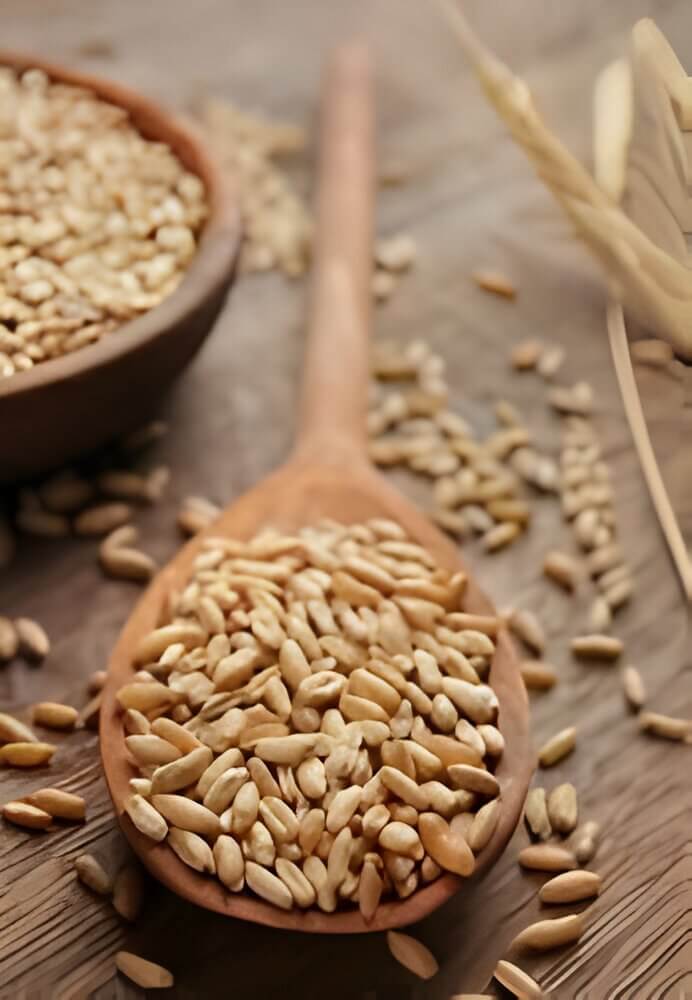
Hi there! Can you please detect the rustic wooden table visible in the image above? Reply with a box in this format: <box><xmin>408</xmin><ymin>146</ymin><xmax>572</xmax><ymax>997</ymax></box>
<box><xmin>2</xmin><ymin>1</ymin><xmax>692</xmax><ymax>997</ymax></box>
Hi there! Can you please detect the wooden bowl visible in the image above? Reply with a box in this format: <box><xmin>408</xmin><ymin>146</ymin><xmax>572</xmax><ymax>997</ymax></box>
<box><xmin>0</xmin><ymin>51</ymin><xmax>241</xmax><ymax>485</ymax></box>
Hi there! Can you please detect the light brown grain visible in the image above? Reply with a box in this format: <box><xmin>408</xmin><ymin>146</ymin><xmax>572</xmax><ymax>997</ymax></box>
<box><xmin>115</xmin><ymin>952</ymin><xmax>174</xmax><ymax>989</ymax></box>
<box><xmin>639</xmin><ymin>712</ymin><xmax>691</xmax><ymax>741</ymax></box>
<box><xmin>518</xmin><ymin>844</ymin><xmax>577</xmax><ymax>872</ymax></box>
<box><xmin>507</xmin><ymin>609</ymin><xmax>545</xmax><ymax>654</ymax></box>
<box><xmin>494</xmin><ymin>959</ymin><xmax>543</xmax><ymax>999</ymax></box>
<box><xmin>524</xmin><ymin>787</ymin><xmax>551</xmax><ymax>841</ymax></box>
<box><xmin>3</xmin><ymin>800</ymin><xmax>52</xmax><ymax>830</ymax></box>
<box><xmin>75</xmin><ymin>854</ymin><xmax>112</xmax><ymax>895</ymax></box>
<box><xmin>0</xmin><ymin>617</ymin><xmax>18</xmax><ymax>661</ymax></box>
<box><xmin>27</xmin><ymin>788</ymin><xmax>86</xmax><ymax>821</ymax></box>
<box><xmin>0</xmin><ymin>712</ymin><xmax>36</xmax><ymax>743</ymax></box>
<box><xmin>0</xmin><ymin>741</ymin><xmax>56</xmax><ymax>767</ymax></box>
<box><xmin>472</xmin><ymin>268</ymin><xmax>516</xmax><ymax>299</ymax></box>
<box><xmin>539</xmin><ymin>869</ymin><xmax>601</xmax><ymax>904</ymax></box>
<box><xmin>511</xmin><ymin>913</ymin><xmax>584</xmax><ymax>952</ymax></box>
<box><xmin>520</xmin><ymin>660</ymin><xmax>557</xmax><ymax>691</ymax></box>
<box><xmin>538</xmin><ymin>727</ymin><xmax>576</xmax><ymax>767</ymax></box>
<box><xmin>543</xmin><ymin>550</ymin><xmax>580</xmax><ymax>590</ymax></box>
<box><xmin>15</xmin><ymin>617</ymin><xmax>50</xmax><ymax>661</ymax></box>
<box><xmin>73</xmin><ymin>502</ymin><xmax>132</xmax><ymax>536</ymax></box>
<box><xmin>547</xmin><ymin>783</ymin><xmax>578</xmax><ymax>835</ymax></box>
<box><xmin>386</xmin><ymin>930</ymin><xmax>439</xmax><ymax>980</ymax></box>
<box><xmin>32</xmin><ymin>702</ymin><xmax>78</xmax><ymax>731</ymax></box>
<box><xmin>571</xmin><ymin>634</ymin><xmax>623</xmax><ymax>661</ymax></box>
<box><xmin>621</xmin><ymin>665</ymin><xmax>646</xmax><ymax>711</ymax></box>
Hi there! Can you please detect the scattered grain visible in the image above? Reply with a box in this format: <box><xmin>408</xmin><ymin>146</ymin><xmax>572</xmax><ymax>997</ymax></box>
<box><xmin>543</xmin><ymin>550</ymin><xmax>580</xmax><ymax>591</ymax></box>
<box><xmin>75</xmin><ymin>854</ymin><xmax>112</xmax><ymax>895</ymax></box>
<box><xmin>115</xmin><ymin>952</ymin><xmax>174</xmax><ymax>989</ymax></box>
<box><xmin>511</xmin><ymin>913</ymin><xmax>583</xmax><ymax>952</ymax></box>
<box><xmin>572</xmin><ymin>820</ymin><xmax>600</xmax><ymax>865</ymax></box>
<box><xmin>386</xmin><ymin>930</ymin><xmax>439</xmax><ymax>980</ymax></box>
<box><xmin>375</xmin><ymin>234</ymin><xmax>417</xmax><ymax>272</ymax></box>
<box><xmin>639</xmin><ymin>712</ymin><xmax>691</xmax><ymax>741</ymax></box>
<box><xmin>74</xmin><ymin>502</ymin><xmax>132</xmax><ymax>536</ymax></box>
<box><xmin>520</xmin><ymin>660</ymin><xmax>557</xmax><ymax>691</ymax></box>
<box><xmin>621</xmin><ymin>665</ymin><xmax>646</xmax><ymax>711</ymax></box>
<box><xmin>0</xmin><ymin>741</ymin><xmax>56</xmax><ymax>767</ymax></box>
<box><xmin>483</xmin><ymin>521</ymin><xmax>520</xmax><ymax>552</ymax></box>
<box><xmin>518</xmin><ymin>844</ymin><xmax>577</xmax><ymax>872</ymax></box>
<box><xmin>588</xmin><ymin>596</ymin><xmax>612</xmax><ymax>632</ymax></box>
<box><xmin>0</xmin><ymin>712</ymin><xmax>37</xmax><ymax>743</ymax></box>
<box><xmin>547</xmin><ymin>783</ymin><xmax>578</xmax><ymax>835</ymax></box>
<box><xmin>571</xmin><ymin>634</ymin><xmax>623</xmax><ymax>661</ymax></box>
<box><xmin>32</xmin><ymin>702</ymin><xmax>78</xmax><ymax>730</ymax></box>
<box><xmin>536</xmin><ymin>344</ymin><xmax>565</xmax><ymax>379</ymax></box>
<box><xmin>14</xmin><ymin>617</ymin><xmax>50</xmax><ymax>661</ymax></box>
<box><xmin>472</xmin><ymin>269</ymin><xmax>516</xmax><ymax>299</ymax></box>
<box><xmin>0</xmin><ymin>617</ymin><xmax>18</xmax><ymax>661</ymax></box>
<box><xmin>524</xmin><ymin>787</ymin><xmax>551</xmax><ymax>841</ymax></box>
<box><xmin>538</xmin><ymin>727</ymin><xmax>576</xmax><ymax>767</ymax></box>
<box><xmin>507</xmin><ymin>609</ymin><xmax>545</xmax><ymax>655</ymax></box>
<box><xmin>494</xmin><ymin>960</ymin><xmax>542</xmax><ymax>999</ymax></box>
<box><xmin>539</xmin><ymin>869</ymin><xmax>601</xmax><ymax>904</ymax></box>
<box><xmin>511</xmin><ymin>341</ymin><xmax>543</xmax><ymax>374</ymax></box>
<box><xmin>3</xmin><ymin>801</ymin><xmax>52</xmax><ymax>830</ymax></box>
<box><xmin>27</xmin><ymin>788</ymin><xmax>86</xmax><ymax>821</ymax></box>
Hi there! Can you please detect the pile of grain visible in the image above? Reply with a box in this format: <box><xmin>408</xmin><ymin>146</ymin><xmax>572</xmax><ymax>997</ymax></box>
<box><xmin>117</xmin><ymin>519</ymin><xmax>504</xmax><ymax>918</ymax></box>
<box><xmin>0</xmin><ymin>67</ymin><xmax>207</xmax><ymax>375</ymax></box>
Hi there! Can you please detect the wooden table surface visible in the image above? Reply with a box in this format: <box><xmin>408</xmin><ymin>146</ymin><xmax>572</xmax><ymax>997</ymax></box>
<box><xmin>2</xmin><ymin>1</ymin><xmax>692</xmax><ymax>997</ymax></box>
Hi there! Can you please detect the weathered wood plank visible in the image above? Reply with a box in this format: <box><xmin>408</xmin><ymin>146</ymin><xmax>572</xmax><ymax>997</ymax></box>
<box><xmin>1</xmin><ymin>1</ymin><xmax>691</xmax><ymax>997</ymax></box>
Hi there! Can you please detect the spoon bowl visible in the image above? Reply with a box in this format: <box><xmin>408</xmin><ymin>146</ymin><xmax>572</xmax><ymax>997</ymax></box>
<box><xmin>101</xmin><ymin>457</ymin><xmax>532</xmax><ymax>932</ymax></box>
<box><xmin>100</xmin><ymin>43</ymin><xmax>532</xmax><ymax>933</ymax></box>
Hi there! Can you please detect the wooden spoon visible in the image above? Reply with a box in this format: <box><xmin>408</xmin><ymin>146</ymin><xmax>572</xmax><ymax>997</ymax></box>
<box><xmin>100</xmin><ymin>41</ymin><xmax>532</xmax><ymax>934</ymax></box>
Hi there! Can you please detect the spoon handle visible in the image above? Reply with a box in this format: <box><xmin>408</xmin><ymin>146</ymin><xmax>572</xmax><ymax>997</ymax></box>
<box><xmin>294</xmin><ymin>41</ymin><xmax>375</xmax><ymax>465</ymax></box>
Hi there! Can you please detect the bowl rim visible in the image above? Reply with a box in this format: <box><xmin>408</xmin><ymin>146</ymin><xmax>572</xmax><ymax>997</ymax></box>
<box><xmin>0</xmin><ymin>49</ymin><xmax>241</xmax><ymax>402</ymax></box>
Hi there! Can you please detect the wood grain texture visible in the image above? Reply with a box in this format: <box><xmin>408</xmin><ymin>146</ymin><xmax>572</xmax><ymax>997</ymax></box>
<box><xmin>1</xmin><ymin>0</ymin><xmax>691</xmax><ymax>997</ymax></box>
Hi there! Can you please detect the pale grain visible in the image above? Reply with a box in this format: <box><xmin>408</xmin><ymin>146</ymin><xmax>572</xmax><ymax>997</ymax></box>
<box><xmin>518</xmin><ymin>844</ymin><xmax>576</xmax><ymax>872</ymax></box>
<box><xmin>75</xmin><ymin>854</ymin><xmax>112</xmax><ymax>895</ymax></box>
<box><xmin>494</xmin><ymin>959</ymin><xmax>543</xmax><ymax>999</ymax></box>
<box><xmin>622</xmin><ymin>665</ymin><xmax>646</xmax><ymax>711</ymax></box>
<box><xmin>547</xmin><ymin>783</ymin><xmax>578</xmax><ymax>835</ymax></box>
<box><xmin>32</xmin><ymin>702</ymin><xmax>78</xmax><ymax>731</ymax></box>
<box><xmin>0</xmin><ymin>741</ymin><xmax>55</xmax><ymax>767</ymax></box>
<box><xmin>520</xmin><ymin>660</ymin><xmax>557</xmax><ymax>691</ymax></box>
<box><xmin>27</xmin><ymin>788</ymin><xmax>86</xmax><ymax>821</ymax></box>
<box><xmin>538</xmin><ymin>727</ymin><xmax>576</xmax><ymax>767</ymax></box>
<box><xmin>539</xmin><ymin>869</ymin><xmax>601</xmax><ymax>904</ymax></box>
<box><xmin>511</xmin><ymin>913</ymin><xmax>584</xmax><ymax>952</ymax></box>
<box><xmin>115</xmin><ymin>952</ymin><xmax>174</xmax><ymax>989</ymax></box>
<box><xmin>3</xmin><ymin>800</ymin><xmax>52</xmax><ymax>830</ymax></box>
<box><xmin>570</xmin><ymin>635</ymin><xmax>624</xmax><ymax>661</ymax></box>
<box><xmin>386</xmin><ymin>930</ymin><xmax>439</xmax><ymax>980</ymax></box>
<box><xmin>640</xmin><ymin>711</ymin><xmax>691</xmax><ymax>741</ymax></box>
<box><xmin>15</xmin><ymin>617</ymin><xmax>50</xmax><ymax>660</ymax></box>
<box><xmin>524</xmin><ymin>787</ymin><xmax>551</xmax><ymax>841</ymax></box>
